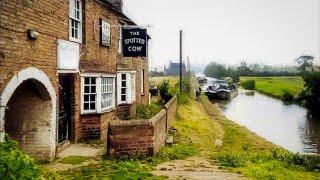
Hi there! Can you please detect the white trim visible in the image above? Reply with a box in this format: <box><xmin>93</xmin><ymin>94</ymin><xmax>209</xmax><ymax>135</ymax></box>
<box><xmin>0</xmin><ymin>67</ymin><xmax>56</xmax><ymax>159</ymax></box>
<box><xmin>57</xmin><ymin>70</ymin><xmax>80</xmax><ymax>74</ymax></box>
<box><xmin>81</xmin><ymin>73</ymin><xmax>116</xmax><ymax>77</ymax></box>
<box><xmin>117</xmin><ymin>70</ymin><xmax>136</xmax><ymax>73</ymax></box>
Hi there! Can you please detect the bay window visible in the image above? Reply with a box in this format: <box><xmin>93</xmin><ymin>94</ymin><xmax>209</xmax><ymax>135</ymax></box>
<box><xmin>81</xmin><ymin>75</ymin><xmax>116</xmax><ymax>114</ymax></box>
<box><xmin>117</xmin><ymin>71</ymin><xmax>136</xmax><ymax>104</ymax></box>
<box><xmin>69</xmin><ymin>0</ymin><xmax>82</xmax><ymax>43</ymax></box>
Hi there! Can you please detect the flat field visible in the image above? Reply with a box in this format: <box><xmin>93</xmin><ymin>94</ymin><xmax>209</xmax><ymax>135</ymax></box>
<box><xmin>149</xmin><ymin>76</ymin><xmax>179</xmax><ymax>87</ymax></box>
<box><xmin>240</xmin><ymin>76</ymin><xmax>304</xmax><ymax>99</ymax></box>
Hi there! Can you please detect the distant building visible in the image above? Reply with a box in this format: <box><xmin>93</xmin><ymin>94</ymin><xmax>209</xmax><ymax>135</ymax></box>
<box><xmin>164</xmin><ymin>61</ymin><xmax>187</xmax><ymax>76</ymax></box>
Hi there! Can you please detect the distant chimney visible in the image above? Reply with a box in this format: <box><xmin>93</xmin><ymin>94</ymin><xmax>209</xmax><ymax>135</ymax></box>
<box><xmin>108</xmin><ymin>0</ymin><xmax>123</xmax><ymax>11</ymax></box>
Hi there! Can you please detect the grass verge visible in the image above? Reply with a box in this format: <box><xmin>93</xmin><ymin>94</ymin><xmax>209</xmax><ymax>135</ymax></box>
<box><xmin>240</xmin><ymin>76</ymin><xmax>304</xmax><ymax>101</ymax></box>
<box><xmin>199</xmin><ymin>96</ymin><xmax>320</xmax><ymax>179</ymax></box>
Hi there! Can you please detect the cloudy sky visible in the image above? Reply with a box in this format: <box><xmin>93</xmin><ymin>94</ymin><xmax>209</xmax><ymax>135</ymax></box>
<box><xmin>123</xmin><ymin>0</ymin><xmax>320</xmax><ymax>70</ymax></box>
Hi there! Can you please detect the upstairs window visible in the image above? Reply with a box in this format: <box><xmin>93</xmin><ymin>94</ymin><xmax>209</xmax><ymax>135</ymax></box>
<box><xmin>69</xmin><ymin>0</ymin><xmax>82</xmax><ymax>43</ymax></box>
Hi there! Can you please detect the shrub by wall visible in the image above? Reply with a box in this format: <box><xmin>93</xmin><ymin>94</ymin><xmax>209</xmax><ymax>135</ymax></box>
<box><xmin>0</xmin><ymin>137</ymin><xmax>40</xmax><ymax>179</ymax></box>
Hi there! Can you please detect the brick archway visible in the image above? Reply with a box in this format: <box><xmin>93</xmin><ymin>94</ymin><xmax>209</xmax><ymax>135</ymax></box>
<box><xmin>0</xmin><ymin>67</ymin><xmax>56</xmax><ymax>160</ymax></box>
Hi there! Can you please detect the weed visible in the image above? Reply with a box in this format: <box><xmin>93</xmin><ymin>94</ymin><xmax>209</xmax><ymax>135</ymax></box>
<box><xmin>60</xmin><ymin>156</ymin><xmax>89</xmax><ymax>165</ymax></box>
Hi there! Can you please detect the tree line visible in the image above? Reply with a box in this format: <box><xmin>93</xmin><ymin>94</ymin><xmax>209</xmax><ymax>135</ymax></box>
<box><xmin>204</xmin><ymin>61</ymin><xmax>300</xmax><ymax>82</ymax></box>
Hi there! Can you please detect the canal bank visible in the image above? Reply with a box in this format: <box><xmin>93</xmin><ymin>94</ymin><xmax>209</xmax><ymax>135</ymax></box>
<box><xmin>216</xmin><ymin>89</ymin><xmax>320</xmax><ymax>154</ymax></box>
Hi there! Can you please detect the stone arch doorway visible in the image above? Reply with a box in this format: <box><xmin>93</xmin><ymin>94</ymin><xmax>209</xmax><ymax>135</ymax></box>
<box><xmin>0</xmin><ymin>67</ymin><xmax>56</xmax><ymax>160</ymax></box>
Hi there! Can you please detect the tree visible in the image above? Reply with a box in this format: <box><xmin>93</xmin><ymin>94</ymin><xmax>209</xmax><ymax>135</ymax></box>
<box><xmin>204</xmin><ymin>62</ymin><xmax>227</xmax><ymax>79</ymax></box>
<box><xmin>237</xmin><ymin>60</ymin><xmax>252</xmax><ymax>76</ymax></box>
<box><xmin>299</xmin><ymin>72</ymin><xmax>320</xmax><ymax>117</ymax></box>
<box><xmin>295</xmin><ymin>55</ymin><xmax>314</xmax><ymax>72</ymax></box>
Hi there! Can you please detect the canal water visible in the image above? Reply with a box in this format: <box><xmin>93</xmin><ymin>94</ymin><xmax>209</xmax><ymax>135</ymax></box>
<box><xmin>216</xmin><ymin>90</ymin><xmax>320</xmax><ymax>154</ymax></box>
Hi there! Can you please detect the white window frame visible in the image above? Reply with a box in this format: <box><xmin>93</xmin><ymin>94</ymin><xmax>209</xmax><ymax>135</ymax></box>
<box><xmin>69</xmin><ymin>0</ymin><xmax>82</xmax><ymax>43</ymax></box>
<box><xmin>101</xmin><ymin>77</ymin><xmax>115</xmax><ymax>111</ymax></box>
<box><xmin>117</xmin><ymin>71</ymin><xmax>136</xmax><ymax>105</ymax></box>
<box><xmin>81</xmin><ymin>74</ymin><xmax>116</xmax><ymax>114</ymax></box>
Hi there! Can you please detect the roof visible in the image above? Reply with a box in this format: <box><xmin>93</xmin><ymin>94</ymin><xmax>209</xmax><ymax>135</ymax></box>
<box><xmin>98</xmin><ymin>0</ymin><xmax>151</xmax><ymax>39</ymax></box>
<box><xmin>98</xmin><ymin>0</ymin><xmax>136</xmax><ymax>25</ymax></box>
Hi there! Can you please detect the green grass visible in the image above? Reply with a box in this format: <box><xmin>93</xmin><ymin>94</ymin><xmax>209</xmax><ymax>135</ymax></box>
<box><xmin>149</xmin><ymin>76</ymin><xmax>179</xmax><ymax>88</ymax></box>
<box><xmin>60</xmin><ymin>156</ymin><xmax>90</xmax><ymax>165</ymax></box>
<box><xmin>240</xmin><ymin>76</ymin><xmax>304</xmax><ymax>100</ymax></box>
<box><xmin>136</xmin><ymin>102</ymin><xmax>162</xmax><ymax>119</ymax></box>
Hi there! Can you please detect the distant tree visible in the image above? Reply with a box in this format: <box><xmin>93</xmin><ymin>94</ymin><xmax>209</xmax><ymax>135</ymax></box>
<box><xmin>204</xmin><ymin>62</ymin><xmax>227</xmax><ymax>79</ymax></box>
<box><xmin>295</xmin><ymin>55</ymin><xmax>314</xmax><ymax>72</ymax></box>
<box><xmin>237</xmin><ymin>60</ymin><xmax>252</xmax><ymax>76</ymax></box>
<box><xmin>226</xmin><ymin>66</ymin><xmax>239</xmax><ymax>83</ymax></box>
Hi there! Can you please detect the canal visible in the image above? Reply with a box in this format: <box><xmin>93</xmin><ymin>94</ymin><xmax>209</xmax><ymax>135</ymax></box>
<box><xmin>216</xmin><ymin>90</ymin><xmax>320</xmax><ymax>154</ymax></box>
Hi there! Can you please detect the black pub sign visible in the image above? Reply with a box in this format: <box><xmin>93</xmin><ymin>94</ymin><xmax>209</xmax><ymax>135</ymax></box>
<box><xmin>122</xmin><ymin>27</ymin><xmax>147</xmax><ymax>57</ymax></box>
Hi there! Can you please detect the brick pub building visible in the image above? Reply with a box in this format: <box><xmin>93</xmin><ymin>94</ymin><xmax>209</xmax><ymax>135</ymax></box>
<box><xmin>0</xmin><ymin>0</ymin><xmax>149</xmax><ymax>160</ymax></box>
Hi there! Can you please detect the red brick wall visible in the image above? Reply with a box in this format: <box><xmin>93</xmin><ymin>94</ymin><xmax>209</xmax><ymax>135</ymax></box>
<box><xmin>108</xmin><ymin>97</ymin><xmax>177</xmax><ymax>158</ymax></box>
<box><xmin>108</xmin><ymin>120</ymin><xmax>154</xmax><ymax>157</ymax></box>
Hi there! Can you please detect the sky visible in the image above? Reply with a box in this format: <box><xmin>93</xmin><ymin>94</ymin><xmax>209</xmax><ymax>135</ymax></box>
<box><xmin>123</xmin><ymin>0</ymin><xmax>320</xmax><ymax>71</ymax></box>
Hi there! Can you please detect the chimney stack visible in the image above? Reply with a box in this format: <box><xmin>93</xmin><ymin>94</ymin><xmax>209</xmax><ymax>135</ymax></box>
<box><xmin>108</xmin><ymin>0</ymin><xmax>123</xmax><ymax>12</ymax></box>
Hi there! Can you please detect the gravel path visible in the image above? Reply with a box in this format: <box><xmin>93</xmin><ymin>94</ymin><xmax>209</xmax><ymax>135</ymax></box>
<box><xmin>152</xmin><ymin>157</ymin><xmax>247</xmax><ymax>180</ymax></box>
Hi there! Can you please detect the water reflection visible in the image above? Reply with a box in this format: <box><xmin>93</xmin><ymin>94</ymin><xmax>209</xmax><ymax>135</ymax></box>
<box><xmin>216</xmin><ymin>90</ymin><xmax>320</xmax><ymax>154</ymax></box>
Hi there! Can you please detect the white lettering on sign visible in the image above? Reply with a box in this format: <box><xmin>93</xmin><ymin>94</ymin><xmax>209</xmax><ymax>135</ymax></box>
<box><xmin>124</xmin><ymin>38</ymin><xmax>145</xmax><ymax>45</ymax></box>
<box><xmin>128</xmin><ymin>46</ymin><xmax>143</xmax><ymax>52</ymax></box>
<box><xmin>130</xmin><ymin>31</ymin><xmax>140</xmax><ymax>36</ymax></box>
<box><xmin>57</xmin><ymin>39</ymin><xmax>79</xmax><ymax>71</ymax></box>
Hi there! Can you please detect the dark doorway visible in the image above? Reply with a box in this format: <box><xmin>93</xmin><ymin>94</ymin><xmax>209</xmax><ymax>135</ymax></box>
<box><xmin>58</xmin><ymin>75</ymin><xmax>73</xmax><ymax>143</ymax></box>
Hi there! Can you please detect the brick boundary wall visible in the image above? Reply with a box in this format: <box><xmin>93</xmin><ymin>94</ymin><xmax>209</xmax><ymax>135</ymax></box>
<box><xmin>164</xmin><ymin>96</ymin><xmax>178</xmax><ymax>132</ymax></box>
<box><xmin>107</xmin><ymin>96</ymin><xmax>178</xmax><ymax>158</ymax></box>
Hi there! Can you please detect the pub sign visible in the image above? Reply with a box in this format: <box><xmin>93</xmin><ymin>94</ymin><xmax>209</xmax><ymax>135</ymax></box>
<box><xmin>100</xmin><ymin>19</ymin><xmax>111</xmax><ymax>46</ymax></box>
<box><xmin>121</xmin><ymin>27</ymin><xmax>147</xmax><ymax>57</ymax></box>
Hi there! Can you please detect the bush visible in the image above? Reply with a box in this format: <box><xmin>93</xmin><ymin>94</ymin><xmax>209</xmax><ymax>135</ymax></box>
<box><xmin>158</xmin><ymin>80</ymin><xmax>173</xmax><ymax>103</ymax></box>
<box><xmin>241</xmin><ymin>80</ymin><xmax>256</xmax><ymax>90</ymax></box>
<box><xmin>282</xmin><ymin>90</ymin><xmax>294</xmax><ymax>102</ymax></box>
<box><xmin>299</xmin><ymin>72</ymin><xmax>320</xmax><ymax>117</ymax></box>
<box><xmin>0</xmin><ymin>136</ymin><xmax>40</xmax><ymax>180</ymax></box>
<box><xmin>174</xmin><ymin>78</ymin><xmax>191</xmax><ymax>94</ymax></box>
<box><xmin>136</xmin><ymin>103</ymin><xmax>162</xmax><ymax>119</ymax></box>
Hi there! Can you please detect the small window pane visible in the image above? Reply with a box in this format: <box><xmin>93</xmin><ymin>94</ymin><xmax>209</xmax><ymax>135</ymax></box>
<box><xmin>121</xmin><ymin>74</ymin><xmax>126</xmax><ymax>80</ymax></box>
<box><xmin>84</xmin><ymin>86</ymin><xmax>89</xmax><ymax>93</ymax></box>
<box><xmin>84</xmin><ymin>103</ymin><xmax>89</xmax><ymax>110</ymax></box>
<box><xmin>90</xmin><ymin>95</ymin><xmax>96</xmax><ymax>102</ymax></box>
<box><xmin>121</xmin><ymin>95</ymin><xmax>126</xmax><ymax>101</ymax></box>
<box><xmin>85</xmin><ymin>77</ymin><xmax>90</xmax><ymax>84</ymax></box>
<box><xmin>121</xmin><ymin>81</ymin><xmax>126</xmax><ymax>87</ymax></box>
<box><xmin>91</xmin><ymin>86</ymin><xmax>96</xmax><ymax>93</ymax></box>
<box><xmin>84</xmin><ymin>95</ymin><xmax>89</xmax><ymax>102</ymax></box>
<box><xmin>121</xmin><ymin>88</ymin><xmax>126</xmax><ymax>95</ymax></box>
<box><xmin>91</xmin><ymin>78</ymin><xmax>96</xmax><ymax>84</ymax></box>
<box><xmin>90</xmin><ymin>103</ymin><xmax>95</xmax><ymax>110</ymax></box>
